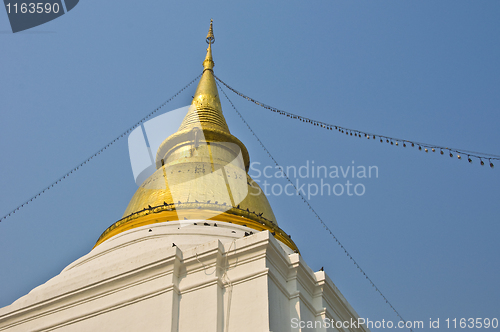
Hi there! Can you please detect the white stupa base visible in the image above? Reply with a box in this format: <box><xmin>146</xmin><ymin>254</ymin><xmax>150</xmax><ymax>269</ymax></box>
<box><xmin>0</xmin><ymin>221</ymin><xmax>368</xmax><ymax>331</ymax></box>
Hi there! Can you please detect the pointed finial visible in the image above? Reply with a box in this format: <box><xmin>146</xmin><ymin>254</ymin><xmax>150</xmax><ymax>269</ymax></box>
<box><xmin>203</xmin><ymin>19</ymin><xmax>215</xmax><ymax>71</ymax></box>
<box><xmin>206</xmin><ymin>19</ymin><xmax>215</xmax><ymax>44</ymax></box>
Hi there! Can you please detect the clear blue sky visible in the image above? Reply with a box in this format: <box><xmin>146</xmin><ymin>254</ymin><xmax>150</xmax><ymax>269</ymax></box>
<box><xmin>1</xmin><ymin>0</ymin><xmax>499</xmax><ymax>329</ymax></box>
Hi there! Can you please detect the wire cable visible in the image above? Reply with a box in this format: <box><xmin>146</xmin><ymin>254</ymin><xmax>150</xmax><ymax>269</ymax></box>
<box><xmin>0</xmin><ymin>74</ymin><xmax>202</xmax><ymax>223</ymax></box>
<box><xmin>215</xmin><ymin>75</ymin><xmax>498</xmax><ymax>168</ymax></box>
<box><xmin>216</xmin><ymin>80</ymin><xmax>414</xmax><ymax>332</ymax></box>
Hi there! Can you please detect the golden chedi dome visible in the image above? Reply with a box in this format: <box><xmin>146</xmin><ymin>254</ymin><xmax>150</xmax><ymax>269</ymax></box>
<box><xmin>94</xmin><ymin>21</ymin><xmax>297</xmax><ymax>251</ymax></box>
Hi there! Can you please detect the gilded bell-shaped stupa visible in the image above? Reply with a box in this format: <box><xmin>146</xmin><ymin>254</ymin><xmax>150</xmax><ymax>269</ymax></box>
<box><xmin>94</xmin><ymin>20</ymin><xmax>297</xmax><ymax>252</ymax></box>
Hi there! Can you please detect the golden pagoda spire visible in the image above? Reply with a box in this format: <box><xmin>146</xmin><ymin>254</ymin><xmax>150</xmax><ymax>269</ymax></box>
<box><xmin>206</xmin><ymin>18</ymin><xmax>215</xmax><ymax>44</ymax></box>
<box><xmin>202</xmin><ymin>42</ymin><xmax>215</xmax><ymax>72</ymax></box>
<box><xmin>176</xmin><ymin>20</ymin><xmax>229</xmax><ymax>136</ymax></box>
<box><xmin>93</xmin><ymin>21</ymin><xmax>298</xmax><ymax>253</ymax></box>
<box><xmin>203</xmin><ymin>19</ymin><xmax>215</xmax><ymax>70</ymax></box>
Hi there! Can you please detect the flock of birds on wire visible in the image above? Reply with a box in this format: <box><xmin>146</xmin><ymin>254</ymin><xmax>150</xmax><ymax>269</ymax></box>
<box><xmin>215</xmin><ymin>76</ymin><xmax>498</xmax><ymax>169</ymax></box>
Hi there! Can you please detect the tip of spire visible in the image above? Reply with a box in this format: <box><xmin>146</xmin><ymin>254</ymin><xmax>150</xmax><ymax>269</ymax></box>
<box><xmin>203</xmin><ymin>20</ymin><xmax>215</xmax><ymax>71</ymax></box>
<box><xmin>206</xmin><ymin>19</ymin><xmax>215</xmax><ymax>44</ymax></box>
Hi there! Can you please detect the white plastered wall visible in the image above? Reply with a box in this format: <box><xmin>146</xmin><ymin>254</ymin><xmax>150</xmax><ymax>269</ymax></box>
<box><xmin>0</xmin><ymin>221</ymin><xmax>369</xmax><ymax>332</ymax></box>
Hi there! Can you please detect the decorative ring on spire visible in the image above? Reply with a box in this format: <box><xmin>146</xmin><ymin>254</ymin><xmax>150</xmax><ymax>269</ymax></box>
<box><xmin>206</xmin><ymin>19</ymin><xmax>215</xmax><ymax>44</ymax></box>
